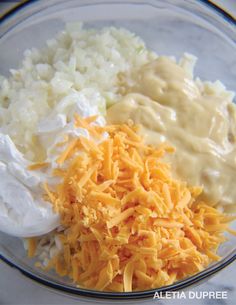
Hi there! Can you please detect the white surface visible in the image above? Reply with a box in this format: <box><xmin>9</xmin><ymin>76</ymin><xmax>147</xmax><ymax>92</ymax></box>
<box><xmin>0</xmin><ymin>1</ymin><xmax>236</xmax><ymax>305</ymax></box>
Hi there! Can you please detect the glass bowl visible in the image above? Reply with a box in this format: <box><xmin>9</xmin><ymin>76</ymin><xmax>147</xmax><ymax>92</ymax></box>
<box><xmin>0</xmin><ymin>0</ymin><xmax>235</xmax><ymax>299</ymax></box>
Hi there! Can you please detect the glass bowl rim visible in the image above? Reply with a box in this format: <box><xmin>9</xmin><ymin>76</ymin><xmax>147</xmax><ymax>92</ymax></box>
<box><xmin>1</xmin><ymin>248</ymin><xmax>236</xmax><ymax>299</ymax></box>
<box><xmin>0</xmin><ymin>0</ymin><xmax>236</xmax><ymax>26</ymax></box>
<box><xmin>0</xmin><ymin>0</ymin><xmax>236</xmax><ymax>299</ymax></box>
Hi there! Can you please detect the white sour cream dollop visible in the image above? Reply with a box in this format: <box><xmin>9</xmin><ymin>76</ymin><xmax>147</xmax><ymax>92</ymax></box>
<box><xmin>0</xmin><ymin>134</ymin><xmax>59</xmax><ymax>237</ymax></box>
<box><xmin>0</xmin><ymin>89</ymin><xmax>105</xmax><ymax>237</ymax></box>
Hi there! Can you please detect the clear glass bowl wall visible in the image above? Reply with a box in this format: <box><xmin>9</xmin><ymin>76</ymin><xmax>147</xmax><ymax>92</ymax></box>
<box><xmin>0</xmin><ymin>0</ymin><xmax>235</xmax><ymax>299</ymax></box>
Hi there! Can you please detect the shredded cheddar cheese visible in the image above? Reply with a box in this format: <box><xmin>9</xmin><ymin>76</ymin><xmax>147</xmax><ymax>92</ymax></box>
<box><xmin>27</xmin><ymin>237</ymin><xmax>37</xmax><ymax>258</ymax></box>
<box><xmin>28</xmin><ymin>162</ymin><xmax>49</xmax><ymax>170</ymax></box>
<box><xmin>29</xmin><ymin>115</ymin><xmax>236</xmax><ymax>292</ymax></box>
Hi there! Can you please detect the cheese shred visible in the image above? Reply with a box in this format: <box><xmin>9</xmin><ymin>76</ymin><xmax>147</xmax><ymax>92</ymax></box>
<box><xmin>30</xmin><ymin>115</ymin><xmax>236</xmax><ymax>292</ymax></box>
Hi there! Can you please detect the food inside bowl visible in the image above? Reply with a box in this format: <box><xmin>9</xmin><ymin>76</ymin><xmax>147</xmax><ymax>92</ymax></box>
<box><xmin>0</xmin><ymin>23</ymin><xmax>235</xmax><ymax>292</ymax></box>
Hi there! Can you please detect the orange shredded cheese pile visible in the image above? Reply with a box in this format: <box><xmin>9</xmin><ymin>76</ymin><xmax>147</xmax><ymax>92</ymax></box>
<box><xmin>30</xmin><ymin>115</ymin><xmax>235</xmax><ymax>292</ymax></box>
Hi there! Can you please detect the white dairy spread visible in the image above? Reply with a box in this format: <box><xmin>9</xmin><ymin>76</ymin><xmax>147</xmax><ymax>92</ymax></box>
<box><xmin>0</xmin><ymin>89</ymin><xmax>104</xmax><ymax>237</ymax></box>
<box><xmin>0</xmin><ymin>134</ymin><xmax>59</xmax><ymax>237</ymax></box>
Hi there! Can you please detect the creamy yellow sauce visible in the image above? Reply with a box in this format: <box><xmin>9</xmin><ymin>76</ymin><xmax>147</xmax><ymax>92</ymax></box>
<box><xmin>107</xmin><ymin>57</ymin><xmax>236</xmax><ymax>211</ymax></box>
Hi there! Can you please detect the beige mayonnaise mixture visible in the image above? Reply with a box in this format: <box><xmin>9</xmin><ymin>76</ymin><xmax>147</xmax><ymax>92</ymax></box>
<box><xmin>107</xmin><ymin>57</ymin><xmax>236</xmax><ymax>211</ymax></box>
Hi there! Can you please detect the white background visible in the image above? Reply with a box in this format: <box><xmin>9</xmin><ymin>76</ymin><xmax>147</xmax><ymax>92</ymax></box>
<box><xmin>0</xmin><ymin>1</ymin><xmax>235</xmax><ymax>305</ymax></box>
